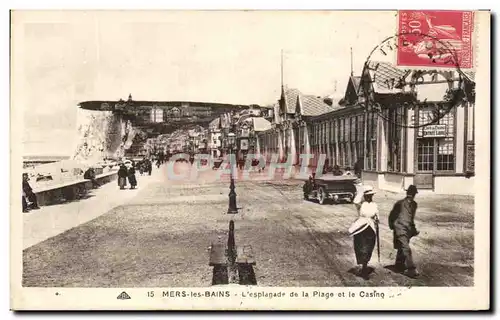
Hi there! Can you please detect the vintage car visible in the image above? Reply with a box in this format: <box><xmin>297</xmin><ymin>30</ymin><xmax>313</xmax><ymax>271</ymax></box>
<box><xmin>302</xmin><ymin>174</ymin><xmax>358</xmax><ymax>205</ymax></box>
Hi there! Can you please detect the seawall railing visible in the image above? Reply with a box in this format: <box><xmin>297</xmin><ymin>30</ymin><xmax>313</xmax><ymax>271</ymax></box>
<box><xmin>33</xmin><ymin>170</ymin><xmax>118</xmax><ymax>206</ymax></box>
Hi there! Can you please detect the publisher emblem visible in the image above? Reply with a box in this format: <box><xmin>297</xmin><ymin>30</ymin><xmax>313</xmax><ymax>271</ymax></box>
<box><xmin>117</xmin><ymin>291</ymin><xmax>131</xmax><ymax>300</ymax></box>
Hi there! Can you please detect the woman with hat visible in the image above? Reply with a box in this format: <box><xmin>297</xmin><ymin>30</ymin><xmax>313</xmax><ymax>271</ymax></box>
<box><xmin>117</xmin><ymin>163</ymin><xmax>128</xmax><ymax>190</ymax></box>
<box><xmin>349</xmin><ymin>186</ymin><xmax>379</xmax><ymax>280</ymax></box>
<box><xmin>128</xmin><ymin>161</ymin><xmax>137</xmax><ymax>190</ymax></box>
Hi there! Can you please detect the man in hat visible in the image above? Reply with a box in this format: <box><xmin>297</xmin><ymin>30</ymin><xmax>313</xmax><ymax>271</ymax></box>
<box><xmin>388</xmin><ymin>184</ymin><xmax>420</xmax><ymax>278</ymax></box>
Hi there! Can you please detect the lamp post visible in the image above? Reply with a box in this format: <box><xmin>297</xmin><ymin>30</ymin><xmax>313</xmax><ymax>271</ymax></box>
<box><xmin>227</xmin><ymin>132</ymin><xmax>238</xmax><ymax>214</ymax></box>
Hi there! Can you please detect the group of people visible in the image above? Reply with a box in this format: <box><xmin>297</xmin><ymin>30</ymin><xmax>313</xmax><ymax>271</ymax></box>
<box><xmin>349</xmin><ymin>182</ymin><xmax>420</xmax><ymax>280</ymax></box>
<box><xmin>324</xmin><ymin>159</ymin><xmax>363</xmax><ymax>177</ymax></box>
<box><xmin>137</xmin><ymin>159</ymin><xmax>153</xmax><ymax>176</ymax></box>
<box><xmin>117</xmin><ymin>162</ymin><xmax>138</xmax><ymax>190</ymax></box>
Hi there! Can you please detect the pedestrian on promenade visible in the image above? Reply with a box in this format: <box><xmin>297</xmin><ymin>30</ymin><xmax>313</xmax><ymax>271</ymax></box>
<box><xmin>22</xmin><ymin>173</ymin><xmax>40</xmax><ymax>211</ymax></box>
<box><xmin>138</xmin><ymin>160</ymin><xmax>144</xmax><ymax>175</ymax></box>
<box><xmin>117</xmin><ymin>164</ymin><xmax>128</xmax><ymax>190</ymax></box>
<box><xmin>349</xmin><ymin>186</ymin><xmax>379</xmax><ymax>280</ymax></box>
<box><xmin>146</xmin><ymin>158</ymin><xmax>152</xmax><ymax>176</ymax></box>
<box><xmin>323</xmin><ymin>158</ymin><xmax>330</xmax><ymax>174</ymax></box>
<box><xmin>128</xmin><ymin>161</ymin><xmax>137</xmax><ymax>189</ymax></box>
<box><xmin>354</xmin><ymin>158</ymin><xmax>363</xmax><ymax>178</ymax></box>
<box><xmin>84</xmin><ymin>167</ymin><xmax>100</xmax><ymax>189</ymax></box>
<box><xmin>22</xmin><ymin>190</ymin><xmax>29</xmax><ymax>213</ymax></box>
<box><xmin>388</xmin><ymin>185</ymin><xmax>420</xmax><ymax>278</ymax></box>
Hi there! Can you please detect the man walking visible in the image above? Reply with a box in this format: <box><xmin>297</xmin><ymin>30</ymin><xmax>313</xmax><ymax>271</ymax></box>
<box><xmin>388</xmin><ymin>185</ymin><xmax>420</xmax><ymax>278</ymax></box>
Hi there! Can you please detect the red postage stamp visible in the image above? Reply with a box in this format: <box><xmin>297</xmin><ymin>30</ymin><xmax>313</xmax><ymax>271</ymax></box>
<box><xmin>397</xmin><ymin>10</ymin><xmax>474</xmax><ymax>69</ymax></box>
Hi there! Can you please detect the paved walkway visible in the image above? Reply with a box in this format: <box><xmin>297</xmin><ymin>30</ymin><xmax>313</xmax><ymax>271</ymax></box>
<box><xmin>23</xmin><ymin>166</ymin><xmax>474</xmax><ymax>287</ymax></box>
<box><xmin>23</xmin><ymin>168</ymin><xmax>163</xmax><ymax>250</ymax></box>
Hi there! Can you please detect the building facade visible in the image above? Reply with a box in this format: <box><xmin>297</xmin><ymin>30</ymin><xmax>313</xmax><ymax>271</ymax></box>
<box><xmin>256</xmin><ymin>86</ymin><xmax>337</xmax><ymax>166</ymax></box>
<box><xmin>257</xmin><ymin>61</ymin><xmax>475</xmax><ymax>195</ymax></box>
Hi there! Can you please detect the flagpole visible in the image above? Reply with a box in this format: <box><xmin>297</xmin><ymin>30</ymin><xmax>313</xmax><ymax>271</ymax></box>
<box><xmin>281</xmin><ymin>49</ymin><xmax>284</xmax><ymax>89</ymax></box>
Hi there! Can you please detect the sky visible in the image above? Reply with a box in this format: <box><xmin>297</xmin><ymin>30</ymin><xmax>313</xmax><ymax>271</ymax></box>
<box><xmin>13</xmin><ymin>10</ymin><xmax>397</xmax><ymax>156</ymax></box>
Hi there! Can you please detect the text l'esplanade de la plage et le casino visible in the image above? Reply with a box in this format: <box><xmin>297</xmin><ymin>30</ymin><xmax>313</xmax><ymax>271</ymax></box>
<box><xmin>155</xmin><ymin>289</ymin><xmax>386</xmax><ymax>300</ymax></box>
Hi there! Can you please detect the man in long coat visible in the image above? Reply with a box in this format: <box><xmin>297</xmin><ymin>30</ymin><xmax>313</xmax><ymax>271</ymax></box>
<box><xmin>388</xmin><ymin>185</ymin><xmax>420</xmax><ymax>278</ymax></box>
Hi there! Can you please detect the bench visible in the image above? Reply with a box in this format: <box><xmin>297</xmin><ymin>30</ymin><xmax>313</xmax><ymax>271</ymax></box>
<box><xmin>209</xmin><ymin>222</ymin><xmax>256</xmax><ymax>285</ymax></box>
<box><xmin>33</xmin><ymin>170</ymin><xmax>118</xmax><ymax>206</ymax></box>
<box><xmin>209</xmin><ymin>243</ymin><xmax>256</xmax><ymax>285</ymax></box>
<box><xmin>209</xmin><ymin>244</ymin><xmax>256</xmax><ymax>266</ymax></box>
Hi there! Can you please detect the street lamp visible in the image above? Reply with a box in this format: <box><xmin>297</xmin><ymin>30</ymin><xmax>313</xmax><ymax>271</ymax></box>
<box><xmin>227</xmin><ymin>132</ymin><xmax>238</xmax><ymax>214</ymax></box>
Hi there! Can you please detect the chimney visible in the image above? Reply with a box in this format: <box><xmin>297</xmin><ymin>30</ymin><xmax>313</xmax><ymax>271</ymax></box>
<box><xmin>323</xmin><ymin>97</ymin><xmax>333</xmax><ymax>106</ymax></box>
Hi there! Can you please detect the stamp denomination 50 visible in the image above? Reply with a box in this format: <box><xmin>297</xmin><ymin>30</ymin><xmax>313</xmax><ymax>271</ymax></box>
<box><xmin>397</xmin><ymin>10</ymin><xmax>474</xmax><ymax>69</ymax></box>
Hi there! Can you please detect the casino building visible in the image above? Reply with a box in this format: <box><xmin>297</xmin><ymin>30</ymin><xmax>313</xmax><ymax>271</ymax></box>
<box><xmin>256</xmin><ymin>61</ymin><xmax>475</xmax><ymax>195</ymax></box>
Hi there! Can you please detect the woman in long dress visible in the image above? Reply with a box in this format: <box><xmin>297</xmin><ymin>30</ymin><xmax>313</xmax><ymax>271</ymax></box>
<box><xmin>117</xmin><ymin>164</ymin><xmax>128</xmax><ymax>190</ymax></box>
<box><xmin>128</xmin><ymin>162</ymin><xmax>137</xmax><ymax>189</ymax></box>
<box><xmin>350</xmin><ymin>186</ymin><xmax>379</xmax><ymax>280</ymax></box>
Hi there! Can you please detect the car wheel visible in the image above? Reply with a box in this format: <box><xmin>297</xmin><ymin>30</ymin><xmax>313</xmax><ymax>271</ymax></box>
<box><xmin>318</xmin><ymin>187</ymin><xmax>326</xmax><ymax>205</ymax></box>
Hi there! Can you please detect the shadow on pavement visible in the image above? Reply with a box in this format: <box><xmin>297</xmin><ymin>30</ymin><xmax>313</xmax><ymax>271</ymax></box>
<box><xmin>384</xmin><ymin>264</ymin><xmax>404</xmax><ymax>274</ymax></box>
<box><xmin>238</xmin><ymin>264</ymin><xmax>257</xmax><ymax>285</ymax></box>
<box><xmin>348</xmin><ymin>266</ymin><xmax>375</xmax><ymax>279</ymax></box>
<box><xmin>212</xmin><ymin>266</ymin><xmax>228</xmax><ymax>285</ymax></box>
<box><xmin>211</xmin><ymin>265</ymin><xmax>257</xmax><ymax>286</ymax></box>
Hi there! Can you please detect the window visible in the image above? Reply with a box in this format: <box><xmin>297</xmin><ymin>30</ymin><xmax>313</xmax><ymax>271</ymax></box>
<box><xmin>416</xmin><ymin>106</ymin><xmax>455</xmax><ymax>172</ymax></box>
<box><xmin>329</xmin><ymin>121</ymin><xmax>333</xmax><ymax>142</ymax></box>
<box><xmin>313</xmin><ymin>124</ymin><xmax>317</xmax><ymax>146</ymax></box>
<box><xmin>337</xmin><ymin>120</ymin><xmax>342</xmax><ymax>166</ymax></box>
<box><xmin>350</xmin><ymin>117</ymin><xmax>357</xmax><ymax>166</ymax></box>
<box><xmin>331</xmin><ymin>120</ymin><xmax>337</xmax><ymax>165</ymax></box>
<box><xmin>417</xmin><ymin>139</ymin><xmax>434</xmax><ymax>171</ymax></box>
<box><xmin>387</xmin><ymin>107</ymin><xmax>405</xmax><ymax>172</ymax></box>
<box><xmin>343</xmin><ymin>118</ymin><xmax>350</xmax><ymax>167</ymax></box>
<box><xmin>366</xmin><ymin>112</ymin><xmax>377</xmax><ymax>170</ymax></box>
<box><xmin>338</xmin><ymin>120</ymin><xmax>342</xmax><ymax>143</ymax></box>
<box><xmin>318</xmin><ymin>123</ymin><xmax>322</xmax><ymax>146</ymax></box>
<box><xmin>345</xmin><ymin>118</ymin><xmax>350</xmax><ymax>143</ymax></box>
<box><xmin>358</xmin><ymin>114</ymin><xmax>364</xmax><ymax>160</ymax></box>
<box><xmin>437</xmin><ymin>138</ymin><xmax>454</xmax><ymax>171</ymax></box>
<box><xmin>316</xmin><ymin>124</ymin><xmax>319</xmax><ymax>146</ymax></box>
<box><xmin>467</xmin><ymin>103</ymin><xmax>474</xmax><ymax>142</ymax></box>
<box><xmin>324</xmin><ymin>122</ymin><xmax>327</xmax><ymax>144</ymax></box>
<box><xmin>299</xmin><ymin>125</ymin><xmax>304</xmax><ymax>147</ymax></box>
<box><xmin>350</xmin><ymin>116</ymin><xmax>356</xmax><ymax>141</ymax></box>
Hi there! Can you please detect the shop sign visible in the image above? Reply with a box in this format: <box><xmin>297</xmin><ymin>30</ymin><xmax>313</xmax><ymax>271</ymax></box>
<box><xmin>240</xmin><ymin>139</ymin><xmax>249</xmax><ymax>151</ymax></box>
<box><xmin>466</xmin><ymin>143</ymin><xmax>475</xmax><ymax>173</ymax></box>
<box><xmin>241</xmin><ymin>128</ymin><xmax>250</xmax><ymax>138</ymax></box>
<box><xmin>420</xmin><ymin>124</ymin><xmax>447</xmax><ymax>137</ymax></box>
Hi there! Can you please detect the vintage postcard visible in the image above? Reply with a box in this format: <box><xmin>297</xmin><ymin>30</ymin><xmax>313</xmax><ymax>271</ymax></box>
<box><xmin>10</xmin><ymin>10</ymin><xmax>490</xmax><ymax>310</ymax></box>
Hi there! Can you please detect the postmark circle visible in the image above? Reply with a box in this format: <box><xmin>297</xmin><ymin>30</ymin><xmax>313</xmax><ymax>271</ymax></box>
<box><xmin>360</xmin><ymin>32</ymin><xmax>470</xmax><ymax>129</ymax></box>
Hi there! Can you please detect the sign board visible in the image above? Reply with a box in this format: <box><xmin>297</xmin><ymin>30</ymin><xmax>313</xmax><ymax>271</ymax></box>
<box><xmin>241</xmin><ymin>128</ymin><xmax>250</xmax><ymax>138</ymax></box>
<box><xmin>419</xmin><ymin>124</ymin><xmax>447</xmax><ymax>137</ymax></box>
<box><xmin>240</xmin><ymin>139</ymin><xmax>249</xmax><ymax>151</ymax></box>
<box><xmin>466</xmin><ymin>143</ymin><xmax>475</xmax><ymax>173</ymax></box>
<box><xmin>414</xmin><ymin>173</ymin><xmax>433</xmax><ymax>189</ymax></box>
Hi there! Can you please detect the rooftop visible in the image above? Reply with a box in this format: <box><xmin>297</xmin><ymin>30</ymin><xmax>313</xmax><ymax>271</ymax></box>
<box><xmin>300</xmin><ymin>94</ymin><xmax>339</xmax><ymax>116</ymax></box>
